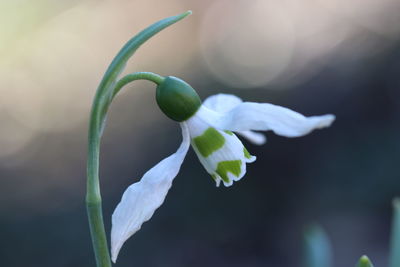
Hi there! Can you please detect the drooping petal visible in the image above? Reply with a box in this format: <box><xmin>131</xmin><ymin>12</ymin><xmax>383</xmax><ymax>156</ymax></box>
<box><xmin>186</xmin><ymin>110</ymin><xmax>255</xmax><ymax>187</ymax></box>
<box><xmin>111</xmin><ymin>123</ymin><xmax>190</xmax><ymax>263</ymax></box>
<box><xmin>203</xmin><ymin>94</ymin><xmax>266</xmax><ymax>145</ymax></box>
<box><xmin>199</xmin><ymin>102</ymin><xmax>335</xmax><ymax>138</ymax></box>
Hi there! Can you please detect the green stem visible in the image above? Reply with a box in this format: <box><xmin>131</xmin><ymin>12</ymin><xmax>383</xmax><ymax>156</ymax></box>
<box><xmin>86</xmin><ymin>11</ymin><xmax>191</xmax><ymax>267</ymax></box>
<box><xmin>86</xmin><ymin>109</ymin><xmax>111</xmax><ymax>267</ymax></box>
<box><xmin>112</xmin><ymin>72</ymin><xmax>164</xmax><ymax>99</ymax></box>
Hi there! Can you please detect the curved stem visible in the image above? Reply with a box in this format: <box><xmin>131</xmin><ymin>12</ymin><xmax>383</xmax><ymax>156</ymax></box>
<box><xmin>86</xmin><ymin>11</ymin><xmax>191</xmax><ymax>267</ymax></box>
<box><xmin>112</xmin><ymin>72</ymin><xmax>164</xmax><ymax>99</ymax></box>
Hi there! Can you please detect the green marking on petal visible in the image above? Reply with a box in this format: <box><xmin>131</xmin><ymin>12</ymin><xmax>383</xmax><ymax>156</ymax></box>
<box><xmin>216</xmin><ymin>160</ymin><xmax>242</xmax><ymax>183</ymax></box>
<box><xmin>193</xmin><ymin>127</ymin><xmax>225</xmax><ymax>157</ymax></box>
<box><xmin>211</xmin><ymin>174</ymin><xmax>218</xmax><ymax>181</ymax></box>
<box><xmin>243</xmin><ymin>147</ymin><xmax>252</xmax><ymax>159</ymax></box>
<box><xmin>224</xmin><ymin>130</ymin><xmax>234</xmax><ymax>136</ymax></box>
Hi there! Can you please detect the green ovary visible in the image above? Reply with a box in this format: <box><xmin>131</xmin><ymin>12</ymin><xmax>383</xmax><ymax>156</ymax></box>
<box><xmin>216</xmin><ymin>160</ymin><xmax>242</xmax><ymax>183</ymax></box>
<box><xmin>193</xmin><ymin>127</ymin><xmax>225</xmax><ymax>157</ymax></box>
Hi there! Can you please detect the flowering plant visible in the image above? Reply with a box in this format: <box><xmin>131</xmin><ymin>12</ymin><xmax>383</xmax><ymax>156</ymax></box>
<box><xmin>86</xmin><ymin>11</ymin><xmax>337</xmax><ymax>266</ymax></box>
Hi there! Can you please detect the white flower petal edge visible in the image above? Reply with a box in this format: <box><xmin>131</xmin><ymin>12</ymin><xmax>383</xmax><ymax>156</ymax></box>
<box><xmin>203</xmin><ymin>93</ymin><xmax>242</xmax><ymax>112</ymax></box>
<box><xmin>199</xmin><ymin>99</ymin><xmax>335</xmax><ymax>138</ymax></box>
<box><xmin>111</xmin><ymin>123</ymin><xmax>190</xmax><ymax>263</ymax></box>
<box><xmin>203</xmin><ymin>94</ymin><xmax>266</xmax><ymax>145</ymax></box>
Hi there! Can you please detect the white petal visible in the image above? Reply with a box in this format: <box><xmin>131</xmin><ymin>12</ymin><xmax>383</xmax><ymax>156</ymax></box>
<box><xmin>203</xmin><ymin>93</ymin><xmax>242</xmax><ymax>112</ymax></box>
<box><xmin>203</xmin><ymin>94</ymin><xmax>266</xmax><ymax>145</ymax></box>
<box><xmin>111</xmin><ymin>123</ymin><xmax>190</xmax><ymax>263</ymax></box>
<box><xmin>200</xmin><ymin>102</ymin><xmax>335</xmax><ymax>138</ymax></box>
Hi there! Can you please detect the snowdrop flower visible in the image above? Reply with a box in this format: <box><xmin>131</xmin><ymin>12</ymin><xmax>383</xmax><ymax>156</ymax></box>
<box><xmin>111</xmin><ymin>76</ymin><xmax>335</xmax><ymax>262</ymax></box>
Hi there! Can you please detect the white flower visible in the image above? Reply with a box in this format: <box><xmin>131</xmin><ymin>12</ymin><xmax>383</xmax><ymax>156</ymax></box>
<box><xmin>111</xmin><ymin>93</ymin><xmax>335</xmax><ymax>262</ymax></box>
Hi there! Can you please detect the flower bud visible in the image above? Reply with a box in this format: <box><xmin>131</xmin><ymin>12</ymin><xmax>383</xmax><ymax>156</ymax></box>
<box><xmin>156</xmin><ymin>76</ymin><xmax>201</xmax><ymax>122</ymax></box>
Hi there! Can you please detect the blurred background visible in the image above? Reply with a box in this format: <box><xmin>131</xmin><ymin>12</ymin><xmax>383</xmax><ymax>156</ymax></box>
<box><xmin>0</xmin><ymin>0</ymin><xmax>399</xmax><ymax>266</ymax></box>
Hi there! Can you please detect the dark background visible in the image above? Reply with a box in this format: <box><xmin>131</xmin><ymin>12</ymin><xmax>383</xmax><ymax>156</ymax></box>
<box><xmin>0</xmin><ymin>0</ymin><xmax>399</xmax><ymax>266</ymax></box>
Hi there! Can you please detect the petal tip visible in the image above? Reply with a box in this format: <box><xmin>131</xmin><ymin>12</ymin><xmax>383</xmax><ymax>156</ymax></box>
<box><xmin>320</xmin><ymin>114</ymin><xmax>336</xmax><ymax>127</ymax></box>
<box><xmin>246</xmin><ymin>155</ymin><xmax>257</xmax><ymax>163</ymax></box>
<box><xmin>111</xmin><ymin>242</ymin><xmax>121</xmax><ymax>263</ymax></box>
<box><xmin>222</xmin><ymin>180</ymin><xmax>234</xmax><ymax>187</ymax></box>
<box><xmin>256</xmin><ymin>139</ymin><xmax>267</xmax><ymax>146</ymax></box>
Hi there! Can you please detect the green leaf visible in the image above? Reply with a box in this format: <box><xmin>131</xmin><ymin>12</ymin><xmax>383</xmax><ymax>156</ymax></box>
<box><xmin>99</xmin><ymin>10</ymin><xmax>191</xmax><ymax>98</ymax></box>
<box><xmin>356</xmin><ymin>255</ymin><xmax>374</xmax><ymax>267</ymax></box>
<box><xmin>303</xmin><ymin>224</ymin><xmax>332</xmax><ymax>267</ymax></box>
<box><xmin>389</xmin><ymin>198</ymin><xmax>400</xmax><ymax>267</ymax></box>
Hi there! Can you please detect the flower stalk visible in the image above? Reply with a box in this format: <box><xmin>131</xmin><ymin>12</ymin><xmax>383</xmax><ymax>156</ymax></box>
<box><xmin>86</xmin><ymin>11</ymin><xmax>192</xmax><ymax>267</ymax></box>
